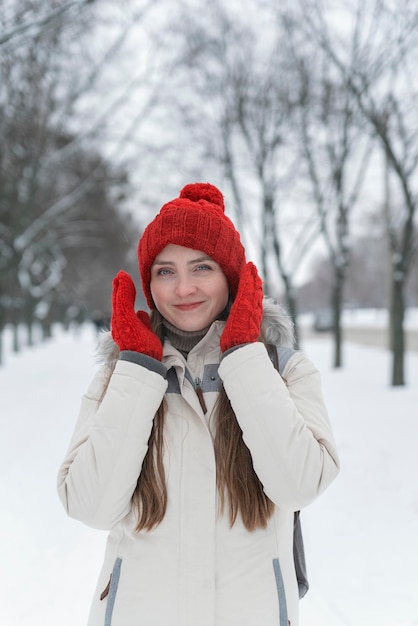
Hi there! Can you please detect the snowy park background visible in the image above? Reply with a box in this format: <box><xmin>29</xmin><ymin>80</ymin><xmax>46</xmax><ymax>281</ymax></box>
<box><xmin>2</xmin><ymin>3</ymin><xmax>418</xmax><ymax>624</ymax></box>
<box><xmin>1</xmin><ymin>316</ymin><xmax>417</xmax><ymax>626</ymax></box>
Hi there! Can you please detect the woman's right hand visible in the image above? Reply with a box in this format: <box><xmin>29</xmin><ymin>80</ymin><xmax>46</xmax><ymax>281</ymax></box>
<box><xmin>111</xmin><ymin>270</ymin><xmax>163</xmax><ymax>361</ymax></box>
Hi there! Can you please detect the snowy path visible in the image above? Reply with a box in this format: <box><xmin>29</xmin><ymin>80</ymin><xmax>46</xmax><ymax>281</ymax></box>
<box><xmin>1</xmin><ymin>325</ymin><xmax>417</xmax><ymax>626</ymax></box>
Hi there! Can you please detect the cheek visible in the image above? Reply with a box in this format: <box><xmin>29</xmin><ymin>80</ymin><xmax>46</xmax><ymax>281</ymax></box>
<box><xmin>215</xmin><ymin>278</ymin><xmax>229</xmax><ymax>308</ymax></box>
<box><xmin>150</xmin><ymin>280</ymin><xmax>164</xmax><ymax>307</ymax></box>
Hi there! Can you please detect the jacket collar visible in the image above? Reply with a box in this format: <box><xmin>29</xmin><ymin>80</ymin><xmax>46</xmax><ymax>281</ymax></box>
<box><xmin>97</xmin><ymin>297</ymin><xmax>294</xmax><ymax>369</ymax></box>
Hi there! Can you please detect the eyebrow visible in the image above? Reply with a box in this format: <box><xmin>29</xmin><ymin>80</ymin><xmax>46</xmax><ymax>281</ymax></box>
<box><xmin>152</xmin><ymin>255</ymin><xmax>213</xmax><ymax>266</ymax></box>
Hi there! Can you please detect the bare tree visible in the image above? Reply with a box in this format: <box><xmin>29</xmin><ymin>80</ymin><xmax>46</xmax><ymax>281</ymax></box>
<box><xmin>0</xmin><ymin>0</ymin><xmax>171</xmax><ymax>363</ymax></box>
<box><xmin>286</xmin><ymin>22</ymin><xmax>372</xmax><ymax>367</ymax></box>
<box><xmin>0</xmin><ymin>0</ymin><xmax>155</xmax><ymax>362</ymax></box>
<box><xmin>0</xmin><ymin>0</ymin><xmax>94</xmax><ymax>47</ymax></box>
<box><xmin>169</xmin><ymin>2</ymin><xmax>321</xmax><ymax>345</ymax></box>
<box><xmin>300</xmin><ymin>0</ymin><xmax>418</xmax><ymax>384</ymax></box>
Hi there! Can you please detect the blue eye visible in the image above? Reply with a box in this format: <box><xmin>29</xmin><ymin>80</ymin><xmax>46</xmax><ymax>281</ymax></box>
<box><xmin>157</xmin><ymin>268</ymin><xmax>173</xmax><ymax>276</ymax></box>
<box><xmin>195</xmin><ymin>264</ymin><xmax>212</xmax><ymax>271</ymax></box>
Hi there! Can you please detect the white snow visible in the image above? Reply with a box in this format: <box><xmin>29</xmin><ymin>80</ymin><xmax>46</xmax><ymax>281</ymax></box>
<box><xmin>300</xmin><ymin>307</ymin><xmax>418</xmax><ymax>330</ymax></box>
<box><xmin>1</xmin><ymin>323</ymin><xmax>417</xmax><ymax>626</ymax></box>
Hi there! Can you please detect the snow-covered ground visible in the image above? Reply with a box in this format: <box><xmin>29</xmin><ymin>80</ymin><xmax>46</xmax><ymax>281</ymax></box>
<box><xmin>1</xmin><ymin>323</ymin><xmax>417</xmax><ymax>626</ymax></box>
<box><xmin>299</xmin><ymin>306</ymin><xmax>418</xmax><ymax>330</ymax></box>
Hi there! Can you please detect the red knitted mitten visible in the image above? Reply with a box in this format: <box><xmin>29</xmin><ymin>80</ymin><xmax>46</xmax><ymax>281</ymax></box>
<box><xmin>220</xmin><ymin>262</ymin><xmax>264</xmax><ymax>353</ymax></box>
<box><xmin>111</xmin><ymin>270</ymin><xmax>163</xmax><ymax>360</ymax></box>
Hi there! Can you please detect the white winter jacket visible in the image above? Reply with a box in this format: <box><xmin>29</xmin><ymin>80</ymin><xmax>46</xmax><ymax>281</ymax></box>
<box><xmin>57</xmin><ymin>300</ymin><xmax>339</xmax><ymax>626</ymax></box>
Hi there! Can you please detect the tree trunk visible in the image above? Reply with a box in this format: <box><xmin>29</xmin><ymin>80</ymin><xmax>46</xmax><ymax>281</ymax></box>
<box><xmin>41</xmin><ymin>320</ymin><xmax>51</xmax><ymax>340</ymax></box>
<box><xmin>12</xmin><ymin>322</ymin><xmax>19</xmax><ymax>352</ymax></box>
<box><xmin>332</xmin><ymin>267</ymin><xmax>344</xmax><ymax>368</ymax></box>
<box><xmin>24</xmin><ymin>297</ymin><xmax>36</xmax><ymax>347</ymax></box>
<box><xmin>281</xmin><ymin>274</ymin><xmax>300</xmax><ymax>348</ymax></box>
<box><xmin>261</xmin><ymin>193</ymin><xmax>273</xmax><ymax>297</ymax></box>
<box><xmin>0</xmin><ymin>302</ymin><xmax>4</xmax><ymax>366</ymax></box>
<box><xmin>389</xmin><ymin>275</ymin><xmax>405</xmax><ymax>386</ymax></box>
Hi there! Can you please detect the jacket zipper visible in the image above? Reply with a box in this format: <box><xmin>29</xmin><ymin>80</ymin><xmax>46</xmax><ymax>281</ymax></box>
<box><xmin>194</xmin><ymin>377</ymin><xmax>207</xmax><ymax>414</ymax></box>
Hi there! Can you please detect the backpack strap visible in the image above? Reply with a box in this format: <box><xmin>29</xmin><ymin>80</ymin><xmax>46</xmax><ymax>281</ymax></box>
<box><xmin>265</xmin><ymin>342</ymin><xmax>309</xmax><ymax>598</ymax></box>
<box><xmin>266</xmin><ymin>344</ymin><xmax>296</xmax><ymax>376</ymax></box>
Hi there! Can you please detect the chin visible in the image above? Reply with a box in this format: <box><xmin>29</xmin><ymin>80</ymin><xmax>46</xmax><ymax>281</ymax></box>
<box><xmin>180</xmin><ymin>323</ymin><xmax>206</xmax><ymax>332</ymax></box>
<box><xmin>176</xmin><ymin>317</ymin><xmax>211</xmax><ymax>332</ymax></box>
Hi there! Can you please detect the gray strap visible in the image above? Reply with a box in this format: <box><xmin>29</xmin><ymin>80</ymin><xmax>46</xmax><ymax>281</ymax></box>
<box><xmin>266</xmin><ymin>344</ymin><xmax>296</xmax><ymax>376</ymax></box>
<box><xmin>276</xmin><ymin>346</ymin><xmax>295</xmax><ymax>375</ymax></box>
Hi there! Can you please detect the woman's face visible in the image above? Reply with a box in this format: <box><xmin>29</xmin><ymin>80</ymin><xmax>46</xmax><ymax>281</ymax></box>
<box><xmin>150</xmin><ymin>244</ymin><xmax>229</xmax><ymax>331</ymax></box>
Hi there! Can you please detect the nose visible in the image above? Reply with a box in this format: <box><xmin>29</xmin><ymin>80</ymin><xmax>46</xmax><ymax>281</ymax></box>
<box><xmin>174</xmin><ymin>273</ymin><xmax>197</xmax><ymax>298</ymax></box>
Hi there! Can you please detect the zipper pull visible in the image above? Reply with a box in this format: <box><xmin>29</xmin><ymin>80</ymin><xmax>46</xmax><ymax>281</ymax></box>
<box><xmin>195</xmin><ymin>377</ymin><xmax>207</xmax><ymax>414</ymax></box>
<box><xmin>100</xmin><ymin>575</ymin><xmax>111</xmax><ymax>600</ymax></box>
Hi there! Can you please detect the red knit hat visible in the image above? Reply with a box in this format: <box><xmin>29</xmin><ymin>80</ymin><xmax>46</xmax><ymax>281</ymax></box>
<box><xmin>138</xmin><ymin>183</ymin><xmax>246</xmax><ymax>309</ymax></box>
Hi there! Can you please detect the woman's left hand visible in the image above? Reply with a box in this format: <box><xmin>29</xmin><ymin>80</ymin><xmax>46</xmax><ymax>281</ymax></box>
<box><xmin>220</xmin><ymin>262</ymin><xmax>264</xmax><ymax>353</ymax></box>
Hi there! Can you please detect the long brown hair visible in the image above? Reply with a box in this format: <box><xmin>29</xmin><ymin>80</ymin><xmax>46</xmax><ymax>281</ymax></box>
<box><xmin>132</xmin><ymin>309</ymin><xmax>274</xmax><ymax>532</ymax></box>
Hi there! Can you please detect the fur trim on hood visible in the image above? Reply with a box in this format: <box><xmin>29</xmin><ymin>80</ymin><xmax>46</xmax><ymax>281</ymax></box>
<box><xmin>260</xmin><ymin>297</ymin><xmax>294</xmax><ymax>348</ymax></box>
<box><xmin>97</xmin><ymin>297</ymin><xmax>294</xmax><ymax>368</ymax></box>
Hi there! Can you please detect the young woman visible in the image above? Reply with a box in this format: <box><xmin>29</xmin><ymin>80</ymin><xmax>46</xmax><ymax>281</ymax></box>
<box><xmin>57</xmin><ymin>182</ymin><xmax>339</xmax><ymax>626</ymax></box>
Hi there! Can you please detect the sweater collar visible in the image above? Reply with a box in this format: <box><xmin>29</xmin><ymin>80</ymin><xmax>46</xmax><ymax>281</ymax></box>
<box><xmin>162</xmin><ymin>319</ymin><xmax>211</xmax><ymax>357</ymax></box>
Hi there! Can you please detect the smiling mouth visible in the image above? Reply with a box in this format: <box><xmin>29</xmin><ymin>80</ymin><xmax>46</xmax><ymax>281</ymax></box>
<box><xmin>174</xmin><ymin>302</ymin><xmax>203</xmax><ymax>311</ymax></box>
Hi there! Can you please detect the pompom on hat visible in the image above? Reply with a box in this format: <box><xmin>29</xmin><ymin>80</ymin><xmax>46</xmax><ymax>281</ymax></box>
<box><xmin>138</xmin><ymin>183</ymin><xmax>246</xmax><ymax>309</ymax></box>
